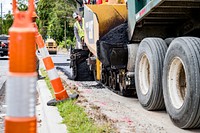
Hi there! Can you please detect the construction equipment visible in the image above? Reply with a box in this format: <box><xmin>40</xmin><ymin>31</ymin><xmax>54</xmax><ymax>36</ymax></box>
<box><xmin>45</xmin><ymin>38</ymin><xmax>57</xmax><ymax>54</ymax></box>
<box><xmin>70</xmin><ymin>0</ymin><xmax>200</xmax><ymax>128</ymax></box>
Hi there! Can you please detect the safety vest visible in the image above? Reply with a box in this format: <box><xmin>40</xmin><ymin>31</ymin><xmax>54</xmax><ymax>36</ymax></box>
<box><xmin>75</xmin><ymin>18</ymin><xmax>84</xmax><ymax>38</ymax></box>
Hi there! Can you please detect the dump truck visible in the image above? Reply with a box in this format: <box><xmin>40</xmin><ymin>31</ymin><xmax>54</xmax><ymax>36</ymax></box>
<box><xmin>70</xmin><ymin>0</ymin><xmax>200</xmax><ymax>129</ymax></box>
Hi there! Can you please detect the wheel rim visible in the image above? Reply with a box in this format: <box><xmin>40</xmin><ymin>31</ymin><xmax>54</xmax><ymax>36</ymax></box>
<box><xmin>138</xmin><ymin>54</ymin><xmax>150</xmax><ymax>95</ymax></box>
<box><xmin>168</xmin><ymin>57</ymin><xmax>187</xmax><ymax>109</ymax></box>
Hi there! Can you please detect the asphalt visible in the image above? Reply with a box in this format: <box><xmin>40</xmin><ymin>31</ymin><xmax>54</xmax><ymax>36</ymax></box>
<box><xmin>0</xmin><ymin>57</ymin><xmax>8</xmax><ymax>95</ymax></box>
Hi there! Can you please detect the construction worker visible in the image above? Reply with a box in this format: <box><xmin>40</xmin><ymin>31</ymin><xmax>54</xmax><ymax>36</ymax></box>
<box><xmin>73</xmin><ymin>12</ymin><xmax>85</xmax><ymax>49</ymax></box>
<box><xmin>32</xmin><ymin>12</ymin><xmax>45</xmax><ymax>80</ymax></box>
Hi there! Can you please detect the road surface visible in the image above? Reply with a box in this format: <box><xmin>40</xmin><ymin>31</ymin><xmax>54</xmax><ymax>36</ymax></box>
<box><xmin>56</xmin><ymin>52</ymin><xmax>200</xmax><ymax>133</ymax></box>
<box><xmin>0</xmin><ymin>56</ymin><xmax>8</xmax><ymax>92</ymax></box>
<box><xmin>1</xmin><ymin>52</ymin><xmax>200</xmax><ymax>132</ymax></box>
<box><xmin>0</xmin><ymin>56</ymin><xmax>8</xmax><ymax>132</ymax></box>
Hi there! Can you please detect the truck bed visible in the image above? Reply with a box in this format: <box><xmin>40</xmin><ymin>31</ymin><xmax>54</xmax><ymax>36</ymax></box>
<box><xmin>129</xmin><ymin>0</ymin><xmax>200</xmax><ymax>42</ymax></box>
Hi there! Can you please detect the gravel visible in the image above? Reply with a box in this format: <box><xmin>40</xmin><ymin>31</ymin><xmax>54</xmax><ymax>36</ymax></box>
<box><xmin>57</xmin><ymin>68</ymin><xmax>200</xmax><ymax>133</ymax></box>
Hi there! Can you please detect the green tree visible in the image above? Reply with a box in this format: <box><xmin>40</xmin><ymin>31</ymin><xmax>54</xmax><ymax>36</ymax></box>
<box><xmin>3</xmin><ymin>11</ymin><xmax>13</xmax><ymax>34</ymax></box>
<box><xmin>1</xmin><ymin>0</ymin><xmax>27</xmax><ymax>34</ymax></box>
<box><xmin>37</xmin><ymin>0</ymin><xmax>76</xmax><ymax>45</ymax></box>
<box><xmin>18</xmin><ymin>0</ymin><xmax>28</xmax><ymax>11</ymax></box>
<box><xmin>37</xmin><ymin>0</ymin><xmax>55</xmax><ymax>39</ymax></box>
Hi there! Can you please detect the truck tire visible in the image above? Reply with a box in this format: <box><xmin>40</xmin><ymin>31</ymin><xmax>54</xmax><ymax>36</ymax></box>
<box><xmin>163</xmin><ymin>37</ymin><xmax>200</xmax><ymax>128</ymax></box>
<box><xmin>135</xmin><ymin>38</ymin><xmax>167</xmax><ymax>110</ymax></box>
<box><xmin>164</xmin><ymin>37</ymin><xmax>174</xmax><ymax>47</ymax></box>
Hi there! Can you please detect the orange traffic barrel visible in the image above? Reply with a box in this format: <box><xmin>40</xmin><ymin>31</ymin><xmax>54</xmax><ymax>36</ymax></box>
<box><xmin>4</xmin><ymin>0</ymin><xmax>37</xmax><ymax>133</ymax></box>
<box><xmin>35</xmin><ymin>33</ymin><xmax>78</xmax><ymax>106</ymax></box>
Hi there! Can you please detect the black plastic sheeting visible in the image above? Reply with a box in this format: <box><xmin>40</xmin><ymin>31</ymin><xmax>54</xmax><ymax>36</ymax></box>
<box><xmin>97</xmin><ymin>22</ymin><xmax>128</xmax><ymax>68</ymax></box>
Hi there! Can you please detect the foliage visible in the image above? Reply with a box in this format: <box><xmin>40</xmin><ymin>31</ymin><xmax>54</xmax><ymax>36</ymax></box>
<box><xmin>57</xmin><ymin>101</ymin><xmax>113</xmax><ymax>133</ymax></box>
<box><xmin>58</xmin><ymin>38</ymin><xmax>75</xmax><ymax>49</ymax></box>
<box><xmin>1</xmin><ymin>0</ymin><xmax>76</xmax><ymax>44</ymax></box>
<box><xmin>37</xmin><ymin>0</ymin><xmax>55</xmax><ymax>39</ymax></box>
<box><xmin>2</xmin><ymin>12</ymin><xmax>13</xmax><ymax>34</ymax></box>
<box><xmin>40</xmin><ymin>68</ymin><xmax>55</xmax><ymax>98</ymax></box>
<box><xmin>37</xmin><ymin>0</ymin><xmax>76</xmax><ymax>43</ymax></box>
<box><xmin>41</xmin><ymin>68</ymin><xmax>114</xmax><ymax>133</ymax></box>
<box><xmin>18</xmin><ymin>0</ymin><xmax>28</xmax><ymax>11</ymax></box>
<box><xmin>0</xmin><ymin>0</ymin><xmax>27</xmax><ymax>34</ymax></box>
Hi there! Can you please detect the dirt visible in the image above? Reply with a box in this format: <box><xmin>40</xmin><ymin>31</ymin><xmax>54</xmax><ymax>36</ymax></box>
<box><xmin>58</xmin><ymin>72</ymin><xmax>138</xmax><ymax>132</ymax></box>
<box><xmin>59</xmin><ymin>71</ymin><xmax>118</xmax><ymax>132</ymax></box>
<box><xmin>57</xmin><ymin>70</ymin><xmax>200</xmax><ymax>133</ymax></box>
<box><xmin>53</xmin><ymin>52</ymin><xmax>200</xmax><ymax>133</ymax></box>
<box><xmin>76</xmin><ymin>95</ymin><xmax>118</xmax><ymax>132</ymax></box>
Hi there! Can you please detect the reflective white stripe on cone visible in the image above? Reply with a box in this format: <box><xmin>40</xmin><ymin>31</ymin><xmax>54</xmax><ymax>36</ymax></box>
<box><xmin>47</xmin><ymin>68</ymin><xmax>59</xmax><ymax>81</ymax></box>
<box><xmin>38</xmin><ymin>47</ymin><xmax>49</xmax><ymax>59</ymax></box>
<box><xmin>6</xmin><ymin>73</ymin><xmax>37</xmax><ymax>117</ymax></box>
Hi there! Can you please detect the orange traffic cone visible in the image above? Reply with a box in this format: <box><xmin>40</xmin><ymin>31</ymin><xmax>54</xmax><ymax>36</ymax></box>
<box><xmin>35</xmin><ymin>34</ymin><xmax>78</xmax><ymax>106</ymax></box>
<box><xmin>5</xmin><ymin>0</ymin><xmax>37</xmax><ymax>133</ymax></box>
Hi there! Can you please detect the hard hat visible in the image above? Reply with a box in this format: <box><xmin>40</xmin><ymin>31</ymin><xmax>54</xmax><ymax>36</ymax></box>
<box><xmin>32</xmin><ymin>12</ymin><xmax>38</xmax><ymax>18</ymax></box>
<box><xmin>73</xmin><ymin>12</ymin><xmax>78</xmax><ymax>19</ymax></box>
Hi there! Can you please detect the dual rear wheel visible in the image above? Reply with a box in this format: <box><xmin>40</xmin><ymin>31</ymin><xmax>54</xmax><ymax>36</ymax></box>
<box><xmin>135</xmin><ymin>37</ymin><xmax>200</xmax><ymax>128</ymax></box>
<box><xmin>135</xmin><ymin>38</ymin><xmax>167</xmax><ymax>110</ymax></box>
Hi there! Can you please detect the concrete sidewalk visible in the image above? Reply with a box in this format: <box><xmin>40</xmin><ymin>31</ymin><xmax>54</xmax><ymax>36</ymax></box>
<box><xmin>36</xmin><ymin>79</ymin><xmax>67</xmax><ymax>133</ymax></box>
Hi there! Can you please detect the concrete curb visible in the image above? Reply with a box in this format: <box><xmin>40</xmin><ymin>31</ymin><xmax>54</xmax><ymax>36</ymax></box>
<box><xmin>37</xmin><ymin>80</ymin><xmax>67</xmax><ymax>133</ymax></box>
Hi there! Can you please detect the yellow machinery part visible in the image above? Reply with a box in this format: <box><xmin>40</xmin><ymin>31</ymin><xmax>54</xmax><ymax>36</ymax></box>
<box><xmin>84</xmin><ymin>4</ymin><xmax>127</xmax><ymax>81</ymax></box>
<box><xmin>86</xmin><ymin>4</ymin><xmax>127</xmax><ymax>38</ymax></box>
<box><xmin>96</xmin><ymin>58</ymin><xmax>101</xmax><ymax>80</ymax></box>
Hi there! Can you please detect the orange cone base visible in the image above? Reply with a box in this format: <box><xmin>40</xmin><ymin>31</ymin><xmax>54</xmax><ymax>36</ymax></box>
<box><xmin>47</xmin><ymin>93</ymin><xmax>79</xmax><ymax>106</ymax></box>
<box><xmin>54</xmin><ymin>89</ymin><xmax>69</xmax><ymax>100</ymax></box>
<box><xmin>5</xmin><ymin>116</ymin><xmax>36</xmax><ymax>133</ymax></box>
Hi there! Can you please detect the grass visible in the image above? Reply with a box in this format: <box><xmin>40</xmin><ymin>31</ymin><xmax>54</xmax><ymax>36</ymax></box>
<box><xmin>40</xmin><ymin>68</ymin><xmax>55</xmax><ymax>98</ymax></box>
<box><xmin>57</xmin><ymin>101</ymin><xmax>113</xmax><ymax>133</ymax></box>
<box><xmin>40</xmin><ymin>68</ymin><xmax>113</xmax><ymax>133</ymax></box>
